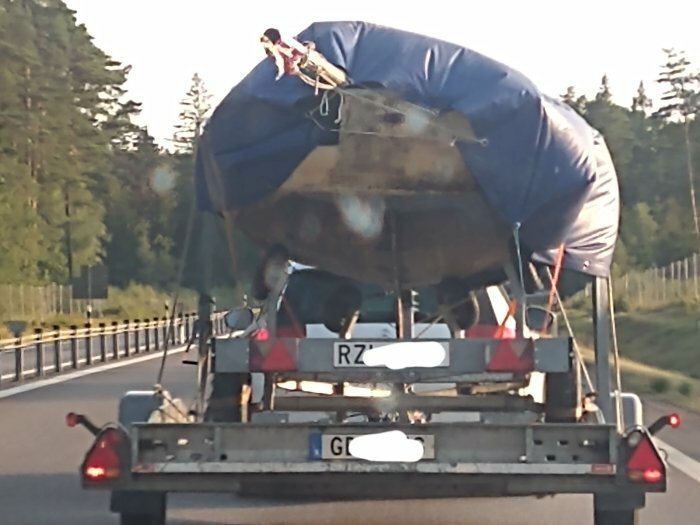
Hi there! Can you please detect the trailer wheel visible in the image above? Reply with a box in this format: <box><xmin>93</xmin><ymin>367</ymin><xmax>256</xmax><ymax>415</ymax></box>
<box><xmin>544</xmin><ymin>370</ymin><xmax>579</xmax><ymax>423</ymax></box>
<box><xmin>594</xmin><ymin>509</ymin><xmax>639</xmax><ymax>525</ymax></box>
<box><xmin>120</xmin><ymin>511</ymin><xmax>165</xmax><ymax>525</ymax></box>
<box><xmin>112</xmin><ymin>491</ymin><xmax>166</xmax><ymax>525</ymax></box>
<box><xmin>205</xmin><ymin>372</ymin><xmax>250</xmax><ymax>422</ymax></box>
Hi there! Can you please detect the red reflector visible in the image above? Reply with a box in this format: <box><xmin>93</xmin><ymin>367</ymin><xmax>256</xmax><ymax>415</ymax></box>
<box><xmin>261</xmin><ymin>339</ymin><xmax>297</xmax><ymax>372</ymax></box>
<box><xmin>486</xmin><ymin>338</ymin><xmax>534</xmax><ymax>373</ymax></box>
<box><xmin>83</xmin><ymin>429</ymin><xmax>124</xmax><ymax>481</ymax></box>
<box><xmin>669</xmin><ymin>414</ymin><xmax>681</xmax><ymax>428</ymax></box>
<box><xmin>627</xmin><ymin>434</ymin><xmax>665</xmax><ymax>484</ymax></box>
<box><xmin>465</xmin><ymin>325</ymin><xmax>516</xmax><ymax>338</ymax></box>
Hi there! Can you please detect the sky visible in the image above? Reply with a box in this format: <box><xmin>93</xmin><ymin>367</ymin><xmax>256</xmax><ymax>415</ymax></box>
<box><xmin>63</xmin><ymin>0</ymin><xmax>700</xmax><ymax>149</ymax></box>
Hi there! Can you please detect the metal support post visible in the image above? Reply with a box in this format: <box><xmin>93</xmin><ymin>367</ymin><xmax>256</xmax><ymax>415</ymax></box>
<box><xmin>592</xmin><ymin>276</ymin><xmax>612</xmax><ymax>423</ymax></box>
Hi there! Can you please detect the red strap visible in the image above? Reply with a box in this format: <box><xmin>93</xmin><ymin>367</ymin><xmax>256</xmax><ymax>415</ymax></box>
<box><xmin>542</xmin><ymin>244</ymin><xmax>565</xmax><ymax>333</ymax></box>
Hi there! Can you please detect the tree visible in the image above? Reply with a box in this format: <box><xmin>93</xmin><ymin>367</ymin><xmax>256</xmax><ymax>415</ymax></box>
<box><xmin>631</xmin><ymin>81</ymin><xmax>652</xmax><ymax>115</ymax></box>
<box><xmin>171</xmin><ymin>73</ymin><xmax>212</xmax><ymax>155</ymax></box>
<box><xmin>560</xmin><ymin>85</ymin><xmax>587</xmax><ymax>116</ymax></box>
<box><xmin>585</xmin><ymin>77</ymin><xmax>635</xmax><ymax>202</ymax></box>
<box><xmin>653</xmin><ymin>48</ymin><xmax>700</xmax><ymax>241</ymax></box>
<box><xmin>620</xmin><ymin>203</ymin><xmax>659</xmax><ymax>267</ymax></box>
<box><xmin>596</xmin><ymin>74</ymin><xmax>613</xmax><ymax>103</ymax></box>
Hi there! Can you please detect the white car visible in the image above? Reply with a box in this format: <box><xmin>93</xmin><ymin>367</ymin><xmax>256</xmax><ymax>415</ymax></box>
<box><xmin>242</xmin><ymin>264</ymin><xmax>547</xmax><ymax>421</ymax></box>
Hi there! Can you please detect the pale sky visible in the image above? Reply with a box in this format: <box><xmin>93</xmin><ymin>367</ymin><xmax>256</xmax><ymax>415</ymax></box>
<box><xmin>63</xmin><ymin>0</ymin><xmax>700</xmax><ymax>148</ymax></box>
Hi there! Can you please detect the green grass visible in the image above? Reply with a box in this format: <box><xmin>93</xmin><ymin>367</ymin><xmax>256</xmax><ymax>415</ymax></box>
<box><xmin>582</xmin><ymin>349</ymin><xmax>700</xmax><ymax>412</ymax></box>
<box><xmin>565</xmin><ymin>297</ymin><xmax>700</xmax><ymax>411</ymax></box>
<box><xmin>567</xmin><ymin>301</ymin><xmax>700</xmax><ymax>381</ymax></box>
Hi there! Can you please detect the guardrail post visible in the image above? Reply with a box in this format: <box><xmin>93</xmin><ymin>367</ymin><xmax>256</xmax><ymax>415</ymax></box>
<box><xmin>133</xmin><ymin>320</ymin><xmax>141</xmax><ymax>354</ymax></box>
<box><xmin>161</xmin><ymin>317</ymin><xmax>168</xmax><ymax>347</ymax></box>
<box><xmin>123</xmin><ymin>320</ymin><xmax>130</xmax><ymax>357</ymax></box>
<box><xmin>14</xmin><ymin>338</ymin><xmax>24</xmax><ymax>382</ymax></box>
<box><xmin>177</xmin><ymin>313</ymin><xmax>184</xmax><ymax>344</ymax></box>
<box><xmin>99</xmin><ymin>323</ymin><xmax>107</xmax><ymax>362</ymax></box>
<box><xmin>144</xmin><ymin>320</ymin><xmax>150</xmax><ymax>352</ymax></box>
<box><xmin>70</xmin><ymin>325</ymin><xmax>78</xmax><ymax>369</ymax></box>
<box><xmin>111</xmin><ymin>322</ymin><xmax>119</xmax><ymax>359</ymax></box>
<box><xmin>184</xmin><ymin>313</ymin><xmax>191</xmax><ymax>342</ymax></box>
<box><xmin>53</xmin><ymin>325</ymin><xmax>62</xmax><ymax>374</ymax></box>
<box><xmin>84</xmin><ymin>323</ymin><xmax>92</xmax><ymax>366</ymax></box>
<box><xmin>170</xmin><ymin>316</ymin><xmax>177</xmax><ymax>346</ymax></box>
<box><xmin>153</xmin><ymin>317</ymin><xmax>160</xmax><ymax>350</ymax></box>
<box><xmin>34</xmin><ymin>328</ymin><xmax>44</xmax><ymax>377</ymax></box>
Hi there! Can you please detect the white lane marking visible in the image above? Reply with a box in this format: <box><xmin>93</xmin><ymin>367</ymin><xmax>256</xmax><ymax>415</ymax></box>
<box><xmin>0</xmin><ymin>347</ymin><xmax>187</xmax><ymax>399</ymax></box>
<box><xmin>656</xmin><ymin>438</ymin><xmax>700</xmax><ymax>484</ymax></box>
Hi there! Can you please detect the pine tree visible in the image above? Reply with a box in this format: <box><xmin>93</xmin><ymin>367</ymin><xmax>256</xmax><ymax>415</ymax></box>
<box><xmin>653</xmin><ymin>48</ymin><xmax>700</xmax><ymax>240</ymax></box>
<box><xmin>596</xmin><ymin>74</ymin><xmax>613</xmax><ymax>103</ymax></box>
<box><xmin>631</xmin><ymin>81</ymin><xmax>652</xmax><ymax>115</ymax></box>
<box><xmin>171</xmin><ymin>73</ymin><xmax>212</xmax><ymax>155</ymax></box>
<box><xmin>560</xmin><ymin>85</ymin><xmax>587</xmax><ymax>116</ymax></box>
<box><xmin>585</xmin><ymin>76</ymin><xmax>635</xmax><ymax>201</ymax></box>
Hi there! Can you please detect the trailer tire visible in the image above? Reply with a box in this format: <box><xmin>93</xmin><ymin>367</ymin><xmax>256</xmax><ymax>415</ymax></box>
<box><xmin>120</xmin><ymin>511</ymin><xmax>165</xmax><ymax>525</ymax></box>
<box><xmin>205</xmin><ymin>372</ymin><xmax>250</xmax><ymax>422</ymax></box>
<box><xmin>594</xmin><ymin>509</ymin><xmax>639</xmax><ymax>525</ymax></box>
<box><xmin>112</xmin><ymin>491</ymin><xmax>166</xmax><ymax>525</ymax></box>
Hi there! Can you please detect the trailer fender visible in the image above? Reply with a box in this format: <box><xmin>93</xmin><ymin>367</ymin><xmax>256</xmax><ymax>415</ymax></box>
<box><xmin>118</xmin><ymin>391</ymin><xmax>163</xmax><ymax>428</ymax></box>
<box><xmin>612</xmin><ymin>392</ymin><xmax>644</xmax><ymax>433</ymax></box>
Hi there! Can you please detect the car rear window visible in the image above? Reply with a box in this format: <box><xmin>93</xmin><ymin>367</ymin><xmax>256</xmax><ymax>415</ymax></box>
<box><xmin>277</xmin><ymin>269</ymin><xmax>440</xmax><ymax>326</ymax></box>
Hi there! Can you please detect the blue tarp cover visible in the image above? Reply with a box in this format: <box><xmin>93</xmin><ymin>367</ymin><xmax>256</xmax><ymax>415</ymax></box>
<box><xmin>195</xmin><ymin>21</ymin><xmax>619</xmax><ymax>277</ymax></box>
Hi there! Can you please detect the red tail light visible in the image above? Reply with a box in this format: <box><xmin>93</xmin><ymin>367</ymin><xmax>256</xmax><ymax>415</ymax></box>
<box><xmin>669</xmin><ymin>413</ymin><xmax>681</xmax><ymax>428</ymax></box>
<box><xmin>626</xmin><ymin>431</ymin><xmax>665</xmax><ymax>484</ymax></box>
<box><xmin>253</xmin><ymin>328</ymin><xmax>270</xmax><ymax>341</ymax></box>
<box><xmin>82</xmin><ymin>428</ymin><xmax>126</xmax><ymax>482</ymax></box>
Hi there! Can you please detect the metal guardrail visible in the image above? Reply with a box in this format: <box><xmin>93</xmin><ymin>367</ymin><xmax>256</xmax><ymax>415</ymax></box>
<box><xmin>0</xmin><ymin>312</ymin><xmax>227</xmax><ymax>385</ymax></box>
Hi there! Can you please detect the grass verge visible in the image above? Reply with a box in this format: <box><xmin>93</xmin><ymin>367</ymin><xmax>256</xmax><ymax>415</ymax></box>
<box><xmin>566</xmin><ymin>300</ymin><xmax>700</xmax><ymax>412</ymax></box>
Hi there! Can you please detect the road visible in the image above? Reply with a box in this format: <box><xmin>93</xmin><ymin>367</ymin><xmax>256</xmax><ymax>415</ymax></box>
<box><xmin>1</xmin><ymin>356</ymin><xmax>699</xmax><ymax>525</ymax></box>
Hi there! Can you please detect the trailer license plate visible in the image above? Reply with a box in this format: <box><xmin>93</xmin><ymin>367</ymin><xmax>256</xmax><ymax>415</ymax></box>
<box><xmin>309</xmin><ymin>433</ymin><xmax>435</xmax><ymax>460</ymax></box>
<box><xmin>332</xmin><ymin>341</ymin><xmax>450</xmax><ymax>368</ymax></box>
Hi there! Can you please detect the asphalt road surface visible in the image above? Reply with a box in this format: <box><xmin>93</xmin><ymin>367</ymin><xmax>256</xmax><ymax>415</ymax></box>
<box><xmin>1</xmin><ymin>356</ymin><xmax>699</xmax><ymax>525</ymax></box>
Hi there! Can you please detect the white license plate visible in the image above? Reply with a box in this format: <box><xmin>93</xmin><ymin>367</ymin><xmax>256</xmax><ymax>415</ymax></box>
<box><xmin>313</xmin><ymin>433</ymin><xmax>435</xmax><ymax>460</ymax></box>
<box><xmin>332</xmin><ymin>341</ymin><xmax>450</xmax><ymax>368</ymax></box>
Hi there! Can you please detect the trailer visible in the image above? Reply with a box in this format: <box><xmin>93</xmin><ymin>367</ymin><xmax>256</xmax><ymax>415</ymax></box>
<box><xmin>67</xmin><ymin>260</ymin><xmax>681</xmax><ymax>525</ymax></box>
<box><xmin>67</xmin><ymin>21</ymin><xmax>681</xmax><ymax>525</ymax></box>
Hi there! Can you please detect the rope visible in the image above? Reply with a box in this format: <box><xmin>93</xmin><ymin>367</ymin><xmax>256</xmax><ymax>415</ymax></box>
<box><xmin>305</xmin><ymin>88</ymin><xmax>487</xmax><ymax>147</ymax></box>
<box><xmin>512</xmin><ymin>222</ymin><xmax>526</xmax><ymax>298</ymax></box>
<box><xmin>544</xmin><ymin>266</ymin><xmax>595</xmax><ymax>394</ymax></box>
<box><xmin>156</xmin><ymin>161</ymin><xmax>199</xmax><ymax>386</ymax></box>
<box><xmin>542</xmin><ymin>244</ymin><xmax>565</xmax><ymax>333</ymax></box>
